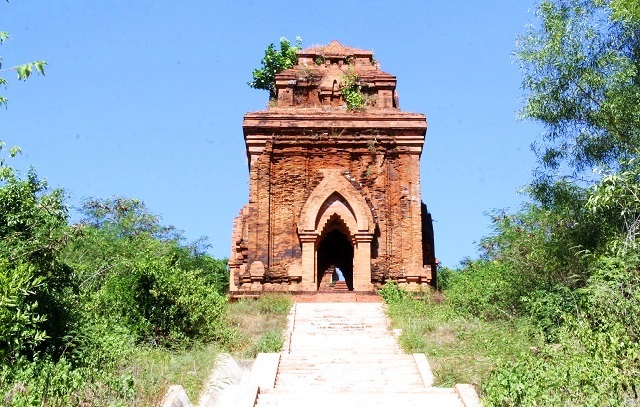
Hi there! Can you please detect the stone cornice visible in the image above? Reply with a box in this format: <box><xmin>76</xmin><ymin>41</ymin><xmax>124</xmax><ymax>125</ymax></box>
<box><xmin>243</xmin><ymin>110</ymin><xmax>427</xmax><ymax>133</ymax></box>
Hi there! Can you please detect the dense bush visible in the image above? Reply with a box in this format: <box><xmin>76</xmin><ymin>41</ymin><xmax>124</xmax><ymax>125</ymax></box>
<box><xmin>484</xmin><ymin>251</ymin><xmax>640</xmax><ymax>405</ymax></box>
<box><xmin>457</xmin><ymin>192</ymin><xmax>640</xmax><ymax>404</ymax></box>
<box><xmin>0</xmin><ymin>174</ymin><xmax>233</xmax><ymax>405</ymax></box>
<box><xmin>93</xmin><ymin>254</ymin><xmax>229</xmax><ymax>345</ymax></box>
<box><xmin>380</xmin><ymin>282</ymin><xmax>539</xmax><ymax>387</ymax></box>
<box><xmin>444</xmin><ymin>260</ymin><xmax>521</xmax><ymax>320</ymax></box>
<box><xmin>0</xmin><ymin>259</ymin><xmax>47</xmax><ymax>363</ymax></box>
<box><xmin>0</xmin><ymin>171</ymin><xmax>74</xmax><ymax>362</ymax></box>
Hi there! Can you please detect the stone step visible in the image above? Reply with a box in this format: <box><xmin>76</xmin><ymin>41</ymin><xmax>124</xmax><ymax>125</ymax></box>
<box><xmin>275</xmin><ymin>372</ymin><xmax>424</xmax><ymax>380</ymax></box>
<box><xmin>279</xmin><ymin>360</ymin><xmax>415</xmax><ymax>369</ymax></box>
<box><xmin>291</xmin><ymin>295</ymin><xmax>382</xmax><ymax>303</ymax></box>
<box><xmin>255</xmin><ymin>391</ymin><xmax>464</xmax><ymax>407</ymax></box>
<box><xmin>272</xmin><ymin>382</ymin><xmax>427</xmax><ymax>391</ymax></box>
<box><xmin>279</xmin><ymin>357</ymin><xmax>415</xmax><ymax>362</ymax></box>
<box><xmin>262</xmin><ymin>388</ymin><xmax>458</xmax><ymax>395</ymax></box>
<box><xmin>270</xmin><ymin>387</ymin><xmax>437</xmax><ymax>395</ymax></box>
<box><xmin>253</xmin><ymin>302</ymin><xmax>479</xmax><ymax>407</ymax></box>
<box><xmin>277</xmin><ymin>363</ymin><xmax>422</xmax><ymax>371</ymax></box>
<box><xmin>275</xmin><ymin>371</ymin><xmax>423</xmax><ymax>379</ymax></box>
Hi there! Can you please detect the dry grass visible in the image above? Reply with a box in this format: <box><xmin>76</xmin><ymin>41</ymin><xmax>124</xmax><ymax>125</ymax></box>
<box><xmin>122</xmin><ymin>343</ymin><xmax>220</xmax><ymax>406</ymax></box>
<box><xmin>385</xmin><ymin>294</ymin><xmax>538</xmax><ymax>388</ymax></box>
<box><xmin>117</xmin><ymin>294</ymin><xmax>292</xmax><ymax>405</ymax></box>
<box><xmin>225</xmin><ymin>294</ymin><xmax>293</xmax><ymax>358</ymax></box>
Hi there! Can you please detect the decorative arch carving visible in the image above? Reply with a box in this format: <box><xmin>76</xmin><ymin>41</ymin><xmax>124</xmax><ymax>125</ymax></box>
<box><xmin>315</xmin><ymin>193</ymin><xmax>359</xmax><ymax>239</ymax></box>
<box><xmin>298</xmin><ymin>169</ymin><xmax>375</xmax><ymax>235</ymax></box>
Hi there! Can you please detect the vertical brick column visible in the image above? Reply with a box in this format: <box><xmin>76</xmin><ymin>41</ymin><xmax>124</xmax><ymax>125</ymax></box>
<box><xmin>353</xmin><ymin>233</ymin><xmax>374</xmax><ymax>291</ymax></box>
<box><xmin>299</xmin><ymin>233</ymin><xmax>318</xmax><ymax>291</ymax></box>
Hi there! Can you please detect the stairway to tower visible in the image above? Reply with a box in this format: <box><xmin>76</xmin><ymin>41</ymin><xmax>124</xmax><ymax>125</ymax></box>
<box><xmin>254</xmin><ymin>302</ymin><xmax>478</xmax><ymax>407</ymax></box>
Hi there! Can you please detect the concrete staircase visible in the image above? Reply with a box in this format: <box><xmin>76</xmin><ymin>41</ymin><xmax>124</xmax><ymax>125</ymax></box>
<box><xmin>254</xmin><ymin>302</ymin><xmax>478</xmax><ymax>407</ymax></box>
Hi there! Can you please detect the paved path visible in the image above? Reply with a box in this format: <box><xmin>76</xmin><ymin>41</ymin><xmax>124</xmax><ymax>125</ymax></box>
<box><xmin>254</xmin><ymin>302</ymin><xmax>472</xmax><ymax>406</ymax></box>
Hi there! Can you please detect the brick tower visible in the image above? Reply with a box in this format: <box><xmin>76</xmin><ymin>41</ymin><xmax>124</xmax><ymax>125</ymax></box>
<box><xmin>229</xmin><ymin>40</ymin><xmax>436</xmax><ymax>294</ymax></box>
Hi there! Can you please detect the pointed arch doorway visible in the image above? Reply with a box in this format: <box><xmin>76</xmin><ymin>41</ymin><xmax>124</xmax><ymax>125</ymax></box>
<box><xmin>317</xmin><ymin>215</ymin><xmax>354</xmax><ymax>290</ymax></box>
<box><xmin>298</xmin><ymin>169</ymin><xmax>376</xmax><ymax>292</ymax></box>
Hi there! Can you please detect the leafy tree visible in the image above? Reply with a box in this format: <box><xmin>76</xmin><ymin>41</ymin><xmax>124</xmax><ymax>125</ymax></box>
<box><xmin>79</xmin><ymin>197</ymin><xmax>178</xmax><ymax>240</ymax></box>
<box><xmin>248</xmin><ymin>37</ymin><xmax>301</xmax><ymax>99</ymax></box>
<box><xmin>0</xmin><ymin>170</ymin><xmax>72</xmax><ymax>362</ymax></box>
<box><xmin>0</xmin><ymin>31</ymin><xmax>46</xmax><ymax>107</ymax></box>
<box><xmin>0</xmin><ymin>20</ymin><xmax>46</xmax><ymax>178</ymax></box>
<box><xmin>65</xmin><ymin>197</ymin><xmax>231</xmax><ymax>346</ymax></box>
<box><xmin>517</xmin><ymin>0</ymin><xmax>640</xmax><ymax>176</ymax></box>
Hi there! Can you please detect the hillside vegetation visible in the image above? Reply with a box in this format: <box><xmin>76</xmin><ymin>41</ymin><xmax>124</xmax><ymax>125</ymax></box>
<box><xmin>0</xmin><ymin>166</ymin><xmax>292</xmax><ymax>405</ymax></box>
<box><xmin>3</xmin><ymin>1</ymin><xmax>640</xmax><ymax>405</ymax></box>
<box><xmin>385</xmin><ymin>0</ymin><xmax>640</xmax><ymax>405</ymax></box>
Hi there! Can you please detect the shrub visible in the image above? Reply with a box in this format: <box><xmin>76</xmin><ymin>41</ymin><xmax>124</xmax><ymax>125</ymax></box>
<box><xmin>341</xmin><ymin>67</ymin><xmax>366</xmax><ymax>111</ymax></box>
<box><xmin>247</xmin><ymin>329</ymin><xmax>285</xmax><ymax>357</ymax></box>
<box><xmin>520</xmin><ymin>285</ymin><xmax>577</xmax><ymax>342</ymax></box>
<box><xmin>0</xmin><ymin>356</ymin><xmax>135</xmax><ymax>407</ymax></box>
<box><xmin>0</xmin><ymin>259</ymin><xmax>47</xmax><ymax>363</ymax></box>
<box><xmin>483</xmin><ymin>251</ymin><xmax>640</xmax><ymax>405</ymax></box>
<box><xmin>445</xmin><ymin>260</ymin><xmax>521</xmax><ymax>320</ymax></box>
<box><xmin>378</xmin><ymin>280</ymin><xmax>411</xmax><ymax>304</ymax></box>
<box><xmin>256</xmin><ymin>294</ymin><xmax>292</xmax><ymax>315</ymax></box>
<box><xmin>95</xmin><ymin>253</ymin><xmax>230</xmax><ymax>346</ymax></box>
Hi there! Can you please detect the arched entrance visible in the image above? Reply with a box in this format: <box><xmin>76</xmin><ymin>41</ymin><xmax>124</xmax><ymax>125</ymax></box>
<box><xmin>317</xmin><ymin>218</ymin><xmax>354</xmax><ymax>290</ymax></box>
<box><xmin>298</xmin><ymin>169</ymin><xmax>376</xmax><ymax>292</ymax></box>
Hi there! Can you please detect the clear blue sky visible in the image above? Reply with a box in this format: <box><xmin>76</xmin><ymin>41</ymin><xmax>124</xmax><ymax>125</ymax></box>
<box><xmin>2</xmin><ymin>1</ymin><xmax>542</xmax><ymax>267</ymax></box>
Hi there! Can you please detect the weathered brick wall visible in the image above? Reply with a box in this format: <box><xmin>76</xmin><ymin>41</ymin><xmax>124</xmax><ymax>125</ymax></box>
<box><xmin>230</xmin><ymin>130</ymin><xmax>434</xmax><ymax>290</ymax></box>
<box><xmin>229</xmin><ymin>41</ymin><xmax>436</xmax><ymax>293</ymax></box>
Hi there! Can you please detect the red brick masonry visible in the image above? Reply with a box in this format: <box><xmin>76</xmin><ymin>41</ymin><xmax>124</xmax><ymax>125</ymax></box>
<box><xmin>229</xmin><ymin>41</ymin><xmax>436</xmax><ymax>294</ymax></box>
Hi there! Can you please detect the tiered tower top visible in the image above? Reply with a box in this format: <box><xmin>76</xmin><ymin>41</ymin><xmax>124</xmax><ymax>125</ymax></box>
<box><xmin>274</xmin><ymin>40</ymin><xmax>399</xmax><ymax>109</ymax></box>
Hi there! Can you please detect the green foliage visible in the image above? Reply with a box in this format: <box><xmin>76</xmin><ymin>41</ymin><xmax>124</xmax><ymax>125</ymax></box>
<box><xmin>94</xmin><ymin>255</ymin><xmax>229</xmax><ymax>345</ymax></box>
<box><xmin>79</xmin><ymin>197</ymin><xmax>178</xmax><ymax>240</ymax></box>
<box><xmin>0</xmin><ymin>170</ymin><xmax>74</xmax><ymax>361</ymax></box>
<box><xmin>247</xmin><ymin>329</ymin><xmax>285</xmax><ymax>357</ymax></box>
<box><xmin>480</xmin><ymin>197</ymin><xmax>597</xmax><ymax>291</ymax></box>
<box><xmin>466</xmin><ymin>175</ymin><xmax>640</xmax><ymax>403</ymax></box>
<box><xmin>381</xmin><ymin>282</ymin><xmax>538</xmax><ymax>387</ymax></box>
<box><xmin>435</xmin><ymin>266</ymin><xmax>453</xmax><ymax>291</ymax></box>
<box><xmin>516</xmin><ymin>0</ymin><xmax>640</xmax><ymax>174</ymax></box>
<box><xmin>256</xmin><ymin>294</ymin><xmax>292</xmax><ymax>315</ymax></box>
<box><xmin>0</xmin><ymin>182</ymin><xmax>234</xmax><ymax>403</ymax></box>
<box><xmin>0</xmin><ymin>143</ymin><xmax>21</xmax><ymax>180</ymax></box>
<box><xmin>0</xmin><ymin>28</ymin><xmax>46</xmax><ymax>109</ymax></box>
<box><xmin>0</xmin><ymin>356</ymin><xmax>136</xmax><ymax>407</ymax></box>
<box><xmin>483</xmin><ymin>252</ymin><xmax>640</xmax><ymax>405</ymax></box>
<box><xmin>445</xmin><ymin>260</ymin><xmax>522</xmax><ymax>320</ymax></box>
<box><xmin>15</xmin><ymin>61</ymin><xmax>46</xmax><ymax>81</ymax></box>
<box><xmin>66</xmin><ymin>197</ymin><xmax>232</xmax><ymax>347</ymax></box>
<box><xmin>0</xmin><ymin>260</ymin><xmax>47</xmax><ymax>363</ymax></box>
<box><xmin>378</xmin><ymin>280</ymin><xmax>412</xmax><ymax>304</ymax></box>
<box><xmin>586</xmin><ymin>159</ymin><xmax>640</xmax><ymax>246</ymax></box>
<box><xmin>611</xmin><ymin>0</ymin><xmax>640</xmax><ymax>24</ymax></box>
<box><xmin>520</xmin><ymin>285</ymin><xmax>576</xmax><ymax>343</ymax></box>
<box><xmin>248</xmin><ymin>37</ymin><xmax>302</xmax><ymax>99</ymax></box>
<box><xmin>341</xmin><ymin>66</ymin><xmax>366</xmax><ymax>111</ymax></box>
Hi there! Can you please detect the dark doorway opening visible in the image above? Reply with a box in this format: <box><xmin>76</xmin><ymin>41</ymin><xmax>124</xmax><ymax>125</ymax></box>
<box><xmin>317</xmin><ymin>228</ymin><xmax>354</xmax><ymax>290</ymax></box>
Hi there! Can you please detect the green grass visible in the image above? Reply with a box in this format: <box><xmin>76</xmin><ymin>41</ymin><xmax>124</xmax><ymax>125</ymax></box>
<box><xmin>122</xmin><ymin>343</ymin><xmax>221</xmax><ymax>406</ymax></box>
<box><xmin>225</xmin><ymin>294</ymin><xmax>293</xmax><ymax>359</ymax></box>
<box><xmin>384</xmin><ymin>289</ymin><xmax>539</xmax><ymax>389</ymax></box>
<box><xmin>109</xmin><ymin>294</ymin><xmax>293</xmax><ymax>405</ymax></box>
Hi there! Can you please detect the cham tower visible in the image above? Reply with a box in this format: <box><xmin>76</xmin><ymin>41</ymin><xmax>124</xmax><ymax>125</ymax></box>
<box><xmin>229</xmin><ymin>40</ymin><xmax>436</xmax><ymax>294</ymax></box>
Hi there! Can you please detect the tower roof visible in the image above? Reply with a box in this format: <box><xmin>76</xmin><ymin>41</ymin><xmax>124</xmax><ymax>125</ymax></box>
<box><xmin>298</xmin><ymin>40</ymin><xmax>374</xmax><ymax>59</ymax></box>
<box><xmin>272</xmin><ymin>40</ymin><xmax>397</xmax><ymax>110</ymax></box>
